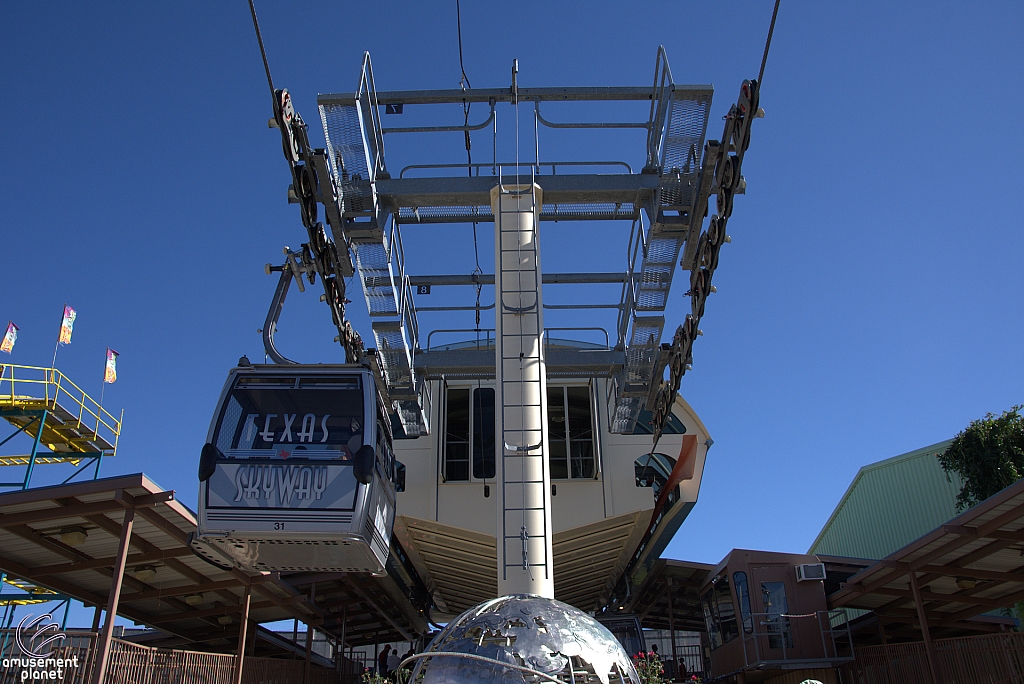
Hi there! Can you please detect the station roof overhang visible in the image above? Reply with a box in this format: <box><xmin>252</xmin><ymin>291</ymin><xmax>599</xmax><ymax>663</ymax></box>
<box><xmin>828</xmin><ymin>476</ymin><xmax>1024</xmax><ymax>635</ymax></box>
<box><xmin>619</xmin><ymin>558</ymin><xmax>715</xmax><ymax>633</ymax></box>
<box><xmin>0</xmin><ymin>474</ymin><xmax>425</xmax><ymax>649</ymax></box>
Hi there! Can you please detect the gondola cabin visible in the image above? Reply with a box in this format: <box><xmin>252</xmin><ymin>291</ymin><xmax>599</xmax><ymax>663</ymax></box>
<box><xmin>193</xmin><ymin>364</ymin><xmax>397</xmax><ymax>573</ymax></box>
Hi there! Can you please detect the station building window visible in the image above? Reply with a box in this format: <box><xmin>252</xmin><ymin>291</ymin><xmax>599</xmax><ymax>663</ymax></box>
<box><xmin>634</xmin><ymin>452</ymin><xmax>676</xmax><ymax>496</ymax></box>
<box><xmin>443</xmin><ymin>387</ymin><xmax>495</xmax><ymax>482</ymax></box>
<box><xmin>733</xmin><ymin>571</ymin><xmax>753</xmax><ymax>634</ymax></box>
<box><xmin>444</xmin><ymin>385</ymin><xmax>596</xmax><ymax>481</ymax></box>
<box><xmin>547</xmin><ymin>386</ymin><xmax>596</xmax><ymax>479</ymax></box>
<box><xmin>631</xmin><ymin>409</ymin><xmax>686</xmax><ymax>435</ymax></box>
<box><xmin>761</xmin><ymin>581</ymin><xmax>793</xmax><ymax>649</ymax></box>
<box><xmin>701</xmin><ymin>574</ymin><xmax>738</xmax><ymax>650</ymax></box>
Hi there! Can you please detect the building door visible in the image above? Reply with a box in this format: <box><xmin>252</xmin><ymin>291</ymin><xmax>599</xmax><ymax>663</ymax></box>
<box><xmin>750</xmin><ymin>565</ymin><xmax>794</xmax><ymax>660</ymax></box>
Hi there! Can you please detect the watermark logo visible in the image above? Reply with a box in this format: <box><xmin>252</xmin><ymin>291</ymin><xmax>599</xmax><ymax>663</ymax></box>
<box><xmin>16</xmin><ymin>613</ymin><xmax>66</xmax><ymax>658</ymax></box>
<box><xmin>1</xmin><ymin>613</ymin><xmax>78</xmax><ymax>681</ymax></box>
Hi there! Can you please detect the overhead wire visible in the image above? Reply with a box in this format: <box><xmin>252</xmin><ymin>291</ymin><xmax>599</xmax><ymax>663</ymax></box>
<box><xmin>456</xmin><ymin>1</ymin><xmax>489</xmax><ymax>500</ymax></box>
<box><xmin>456</xmin><ymin>0</ymin><xmax>485</xmax><ymax>335</ymax></box>
<box><xmin>758</xmin><ymin>0</ymin><xmax>781</xmax><ymax>85</ymax></box>
<box><xmin>247</xmin><ymin>0</ymin><xmax>275</xmax><ymax>97</ymax></box>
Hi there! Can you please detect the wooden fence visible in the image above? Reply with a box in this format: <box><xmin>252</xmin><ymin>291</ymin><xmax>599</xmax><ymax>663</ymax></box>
<box><xmin>0</xmin><ymin>631</ymin><xmax>339</xmax><ymax>684</ymax></box>
<box><xmin>839</xmin><ymin>632</ymin><xmax>1024</xmax><ymax>684</ymax></box>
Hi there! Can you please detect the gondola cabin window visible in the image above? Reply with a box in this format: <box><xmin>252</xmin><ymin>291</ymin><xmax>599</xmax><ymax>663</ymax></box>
<box><xmin>214</xmin><ymin>375</ymin><xmax>365</xmax><ymax>459</ymax></box>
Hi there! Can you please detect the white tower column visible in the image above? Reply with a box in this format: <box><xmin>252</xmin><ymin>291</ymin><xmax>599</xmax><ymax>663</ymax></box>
<box><xmin>491</xmin><ymin>183</ymin><xmax>554</xmax><ymax>598</ymax></box>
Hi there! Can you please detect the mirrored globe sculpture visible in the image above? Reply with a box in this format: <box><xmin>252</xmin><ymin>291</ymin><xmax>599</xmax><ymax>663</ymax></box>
<box><xmin>405</xmin><ymin>595</ymin><xmax>642</xmax><ymax>684</ymax></box>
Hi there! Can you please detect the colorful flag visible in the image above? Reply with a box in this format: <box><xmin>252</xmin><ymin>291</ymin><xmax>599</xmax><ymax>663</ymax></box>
<box><xmin>104</xmin><ymin>348</ymin><xmax>119</xmax><ymax>384</ymax></box>
<box><xmin>0</xmin><ymin>321</ymin><xmax>17</xmax><ymax>354</ymax></box>
<box><xmin>58</xmin><ymin>306</ymin><xmax>76</xmax><ymax>345</ymax></box>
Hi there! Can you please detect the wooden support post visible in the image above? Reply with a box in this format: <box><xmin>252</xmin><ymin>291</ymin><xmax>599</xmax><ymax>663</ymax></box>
<box><xmin>340</xmin><ymin>608</ymin><xmax>348</xmax><ymax>684</ymax></box>
<box><xmin>908</xmin><ymin>571</ymin><xmax>939</xmax><ymax>684</ymax></box>
<box><xmin>83</xmin><ymin>606</ymin><xmax>103</xmax><ymax>684</ymax></box>
<box><xmin>91</xmin><ymin>506</ymin><xmax>135</xmax><ymax>684</ymax></box>
<box><xmin>303</xmin><ymin>582</ymin><xmax>317</xmax><ymax>684</ymax></box>
<box><xmin>303</xmin><ymin>623</ymin><xmax>314</xmax><ymax>684</ymax></box>
<box><xmin>248</xmin><ymin>619</ymin><xmax>257</xmax><ymax>656</ymax></box>
<box><xmin>667</xmin><ymin>578</ymin><xmax>677</xmax><ymax>681</ymax></box>
<box><xmin>876</xmin><ymin>616</ymin><xmax>887</xmax><ymax>646</ymax></box>
<box><xmin>232</xmin><ymin>581</ymin><xmax>252</xmax><ymax>684</ymax></box>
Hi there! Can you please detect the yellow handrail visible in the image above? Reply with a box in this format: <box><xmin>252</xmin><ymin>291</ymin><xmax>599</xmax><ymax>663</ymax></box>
<box><xmin>0</xmin><ymin>363</ymin><xmax>122</xmax><ymax>454</ymax></box>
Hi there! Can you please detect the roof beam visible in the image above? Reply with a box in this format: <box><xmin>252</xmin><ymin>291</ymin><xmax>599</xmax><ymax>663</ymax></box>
<box><xmin>941</xmin><ymin>524</ymin><xmax>1024</xmax><ymax>543</ymax></box>
<box><xmin>122</xmin><ymin>577</ymin><xmax>265</xmax><ymax>603</ymax></box>
<box><xmin>30</xmin><ymin>548</ymin><xmax>193</xmax><ymax>575</ymax></box>
<box><xmin>908</xmin><ymin>507</ymin><xmax>1024</xmax><ymax>570</ymax></box>
<box><xmin>917</xmin><ymin>563</ymin><xmax>1024</xmax><ymax>583</ymax></box>
<box><xmin>345</xmin><ymin>578</ymin><xmax>414</xmax><ymax>641</ymax></box>
<box><xmin>147</xmin><ymin>602</ymin><xmax>249</xmax><ymax>624</ymax></box>
<box><xmin>76</xmin><ymin>509</ymin><xmax>235</xmax><ymax>629</ymax></box>
<box><xmin>131</xmin><ymin>507</ymin><xmax>312</xmax><ymax>621</ymax></box>
<box><xmin>853</xmin><ymin>585</ymin><xmax>1020</xmax><ymax>609</ymax></box>
<box><xmin>0</xmin><ymin>551</ymin><xmax>193</xmax><ymax>641</ymax></box>
<box><xmin>0</xmin><ymin>490</ymin><xmax>172</xmax><ymax>528</ymax></box>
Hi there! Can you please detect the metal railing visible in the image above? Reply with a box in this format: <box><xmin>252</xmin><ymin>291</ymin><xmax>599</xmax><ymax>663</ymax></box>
<box><xmin>543</xmin><ymin>327</ymin><xmax>611</xmax><ymax>350</ymax></box>
<box><xmin>737</xmin><ymin>609</ymin><xmax>855</xmax><ymax>669</ymax></box>
<box><xmin>356</xmin><ymin>52</ymin><xmax>387</xmax><ymax>181</ymax></box>
<box><xmin>1</xmin><ymin>630</ymin><xmax>95</xmax><ymax>684</ymax></box>
<box><xmin>0</xmin><ymin>364</ymin><xmax>122</xmax><ymax>456</ymax></box>
<box><xmin>399</xmin><ymin>160</ymin><xmax>633</xmax><ymax>178</ymax></box>
<box><xmin>426</xmin><ymin>328</ymin><xmax>611</xmax><ymax>352</ymax></box>
<box><xmin>426</xmin><ymin>329</ymin><xmax>495</xmax><ymax>351</ymax></box>
<box><xmin>645</xmin><ymin>45</ymin><xmax>675</xmax><ymax>170</ymax></box>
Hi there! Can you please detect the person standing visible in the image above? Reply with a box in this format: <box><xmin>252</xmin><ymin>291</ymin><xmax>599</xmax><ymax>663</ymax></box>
<box><xmin>387</xmin><ymin>647</ymin><xmax>401</xmax><ymax>679</ymax></box>
<box><xmin>378</xmin><ymin>644</ymin><xmax>391</xmax><ymax>676</ymax></box>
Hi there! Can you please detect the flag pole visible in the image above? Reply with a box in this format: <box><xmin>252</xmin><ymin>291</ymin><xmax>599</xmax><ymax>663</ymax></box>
<box><xmin>53</xmin><ymin>304</ymin><xmax>65</xmax><ymax>369</ymax></box>
<box><xmin>97</xmin><ymin>353</ymin><xmax>107</xmax><ymax>437</ymax></box>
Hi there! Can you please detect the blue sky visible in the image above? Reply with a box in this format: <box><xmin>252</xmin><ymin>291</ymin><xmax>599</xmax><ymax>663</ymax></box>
<box><xmin>1</xmin><ymin>1</ymin><xmax>1022</xmax><ymax>627</ymax></box>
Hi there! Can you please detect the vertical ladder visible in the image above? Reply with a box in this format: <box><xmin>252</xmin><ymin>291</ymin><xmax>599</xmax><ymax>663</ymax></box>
<box><xmin>490</xmin><ymin>181</ymin><xmax>554</xmax><ymax>598</ymax></box>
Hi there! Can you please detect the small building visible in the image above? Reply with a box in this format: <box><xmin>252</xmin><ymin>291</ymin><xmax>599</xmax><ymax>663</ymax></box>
<box><xmin>698</xmin><ymin>550</ymin><xmax>853</xmax><ymax>682</ymax></box>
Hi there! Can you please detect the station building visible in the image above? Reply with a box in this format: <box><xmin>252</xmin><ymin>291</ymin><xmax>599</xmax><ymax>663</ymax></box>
<box><xmin>624</xmin><ymin>440</ymin><xmax>1024</xmax><ymax>683</ymax></box>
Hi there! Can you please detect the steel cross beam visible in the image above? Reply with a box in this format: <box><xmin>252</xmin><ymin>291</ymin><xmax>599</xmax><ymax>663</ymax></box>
<box><xmin>399</xmin><ymin>273</ymin><xmax>628</xmax><ymax>287</ymax></box>
<box><xmin>373</xmin><ymin>173</ymin><xmax>659</xmax><ymax>210</ymax></box>
<box><xmin>318</xmin><ymin>85</ymin><xmax>711</xmax><ymax>106</ymax></box>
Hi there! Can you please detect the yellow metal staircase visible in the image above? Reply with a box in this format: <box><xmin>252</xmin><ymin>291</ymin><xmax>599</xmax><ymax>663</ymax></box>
<box><xmin>0</xmin><ymin>364</ymin><xmax>121</xmax><ymax>486</ymax></box>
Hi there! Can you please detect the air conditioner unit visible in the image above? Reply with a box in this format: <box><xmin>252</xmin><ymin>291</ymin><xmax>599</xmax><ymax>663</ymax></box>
<box><xmin>796</xmin><ymin>563</ymin><xmax>826</xmax><ymax>582</ymax></box>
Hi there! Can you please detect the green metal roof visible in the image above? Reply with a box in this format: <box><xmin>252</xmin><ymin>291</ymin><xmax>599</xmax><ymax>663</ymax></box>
<box><xmin>809</xmin><ymin>440</ymin><xmax>963</xmax><ymax>560</ymax></box>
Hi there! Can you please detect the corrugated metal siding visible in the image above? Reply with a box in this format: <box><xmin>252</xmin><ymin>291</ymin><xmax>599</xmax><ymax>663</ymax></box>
<box><xmin>809</xmin><ymin>440</ymin><xmax>962</xmax><ymax>560</ymax></box>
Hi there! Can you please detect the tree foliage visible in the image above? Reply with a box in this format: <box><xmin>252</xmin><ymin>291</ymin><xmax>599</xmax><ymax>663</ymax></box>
<box><xmin>938</xmin><ymin>406</ymin><xmax>1024</xmax><ymax>511</ymax></box>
